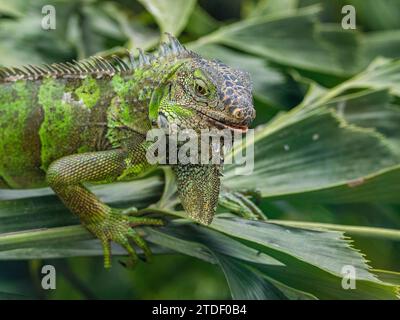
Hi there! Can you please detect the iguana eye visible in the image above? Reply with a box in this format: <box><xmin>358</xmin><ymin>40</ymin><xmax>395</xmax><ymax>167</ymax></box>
<box><xmin>194</xmin><ymin>79</ymin><xmax>209</xmax><ymax>97</ymax></box>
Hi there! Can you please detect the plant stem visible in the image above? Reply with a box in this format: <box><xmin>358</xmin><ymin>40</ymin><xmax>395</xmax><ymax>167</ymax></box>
<box><xmin>270</xmin><ymin>220</ymin><xmax>400</xmax><ymax>241</ymax></box>
<box><xmin>0</xmin><ymin>225</ymin><xmax>92</xmax><ymax>251</ymax></box>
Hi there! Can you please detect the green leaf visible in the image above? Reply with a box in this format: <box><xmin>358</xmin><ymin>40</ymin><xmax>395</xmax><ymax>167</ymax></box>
<box><xmin>0</xmin><ymin>291</ymin><xmax>28</xmax><ymax>299</ymax></box>
<box><xmin>0</xmin><ymin>1</ymin><xmax>25</xmax><ymax>17</ymax></box>
<box><xmin>374</xmin><ymin>270</ymin><xmax>400</xmax><ymax>285</ymax></box>
<box><xmin>192</xmin><ymin>6</ymin><xmax>363</xmax><ymax>76</ymax></box>
<box><xmin>154</xmin><ymin>222</ymin><xmax>286</xmax><ymax>299</ymax></box>
<box><xmin>346</xmin><ymin>0</ymin><xmax>400</xmax><ymax>31</ymax></box>
<box><xmin>98</xmin><ymin>2</ymin><xmax>160</xmax><ymax>50</ymax></box>
<box><xmin>224</xmin><ymin>108</ymin><xmax>399</xmax><ymax>200</ymax></box>
<box><xmin>255</xmin><ymin>254</ymin><xmax>399</xmax><ymax>299</ymax></box>
<box><xmin>209</xmin><ymin>214</ymin><xmax>376</xmax><ymax>281</ymax></box>
<box><xmin>268</xmin><ymin>220</ymin><xmax>400</xmax><ymax>241</ymax></box>
<box><xmin>0</xmin><ymin>9</ymin><xmax>73</xmax><ymax>65</ymax></box>
<box><xmin>326</xmin><ymin>90</ymin><xmax>400</xmax><ymax>151</ymax></box>
<box><xmin>224</xmin><ymin>59</ymin><xmax>400</xmax><ymax>203</ymax></box>
<box><xmin>154</xmin><ymin>222</ymin><xmax>283</xmax><ymax>267</ymax></box>
<box><xmin>138</xmin><ymin>0</ymin><xmax>196</xmax><ymax>35</ymax></box>
<box><xmin>214</xmin><ymin>255</ymin><xmax>287</xmax><ymax>300</ymax></box>
<box><xmin>338</xmin><ymin>58</ymin><xmax>400</xmax><ymax>97</ymax></box>
<box><xmin>2</xmin><ymin>210</ymin><xmax>395</xmax><ymax>299</ymax></box>
<box><xmin>185</xmin><ymin>5</ymin><xmax>219</xmax><ymax>37</ymax></box>
<box><xmin>362</xmin><ymin>31</ymin><xmax>400</xmax><ymax>62</ymax></box>
<box><xmin>246</xmin><ymin>0</ymin><xmax>299</xmax><ymax>18</ymax></box>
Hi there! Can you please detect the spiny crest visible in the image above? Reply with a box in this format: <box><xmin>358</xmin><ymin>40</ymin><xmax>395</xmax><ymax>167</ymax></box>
<box><xmin>128</xmin><ymin>32</ymin><xmax>194</xmax><ymax>68</ymax></box>
<box><xmin>0</xmin><ymin>55</ymin><xmax>131</xmax><ymax>83</ymax></box>
<box><xmin>0</xmin><ymin>33</ymin><xmax>192</xmax><ymax>83</ymax></box>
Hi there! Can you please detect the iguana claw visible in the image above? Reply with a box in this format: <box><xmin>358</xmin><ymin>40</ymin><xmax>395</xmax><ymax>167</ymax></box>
<box><xmin>86</xmin><ymin>211</ymin><xmax>163</xmax><ymax>268</ymax></box>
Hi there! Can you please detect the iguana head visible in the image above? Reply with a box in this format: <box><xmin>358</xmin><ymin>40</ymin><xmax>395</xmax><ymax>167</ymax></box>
<box><xmin>152</xmin><ymin>35</ymin><xmax>256</xmax><ymax>133</ymax></box>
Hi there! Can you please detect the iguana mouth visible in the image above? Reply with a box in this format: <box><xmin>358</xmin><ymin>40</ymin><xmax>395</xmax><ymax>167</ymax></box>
<box><xmin>206</xmin><ymin>116</ymin><xmax>248</xmax><ymax>133</ymax></box>
<box><xmin>196</xmin><ymin>110</ymin><xmax>248</xmax><ymax>133</ymax></box>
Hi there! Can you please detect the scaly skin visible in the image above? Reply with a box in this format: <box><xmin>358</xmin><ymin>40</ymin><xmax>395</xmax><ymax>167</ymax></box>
<box><xmin>0</xmin><ymin>34</ymin><xmax>255</xmax><ymax>267</ymax></box>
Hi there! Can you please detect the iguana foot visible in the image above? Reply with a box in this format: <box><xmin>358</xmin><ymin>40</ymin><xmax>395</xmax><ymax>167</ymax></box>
<box><xmin>85</xmin><ymin>211</ymin><xmax>163</xmax><ymax>268</ymax></box>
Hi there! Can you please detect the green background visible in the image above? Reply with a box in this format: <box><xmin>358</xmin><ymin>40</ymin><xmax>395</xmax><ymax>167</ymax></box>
<box><xmin>0</xmin><ymin>0</ymin><xmax>400</xmax><ymax>299</ymax></box>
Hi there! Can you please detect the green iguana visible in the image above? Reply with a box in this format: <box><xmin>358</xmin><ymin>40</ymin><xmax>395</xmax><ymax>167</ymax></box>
<box><xmin>0</xmin><ymin>34</ymin><xmax>255</xmax><ymax>268</ymax></box>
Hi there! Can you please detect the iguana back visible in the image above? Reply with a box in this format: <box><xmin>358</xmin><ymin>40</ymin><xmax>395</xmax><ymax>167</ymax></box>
<box><xmin>0</xmin><ymin>57</ymin><xmax>156</xmax><ymax>189</ymax></box>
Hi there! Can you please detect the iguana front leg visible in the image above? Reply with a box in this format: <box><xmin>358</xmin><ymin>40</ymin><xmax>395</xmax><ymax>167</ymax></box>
<box><xmin>46</xmin><ymin>146</ymin><xmax>162</xmax><ymax>268</ymax></box>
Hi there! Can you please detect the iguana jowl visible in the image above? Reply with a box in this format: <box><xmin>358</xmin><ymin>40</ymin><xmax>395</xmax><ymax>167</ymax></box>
<box><xmin>0</xmin><ymin>34</ymin><xmax>255</xmax><ymax>267</ymax></box>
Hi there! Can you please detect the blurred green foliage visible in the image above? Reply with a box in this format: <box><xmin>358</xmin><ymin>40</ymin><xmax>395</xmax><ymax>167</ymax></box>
<box><xmin>1</xmin><ymin>0</ymin><xmax>400</xmax><ymax>299</ymax></box>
